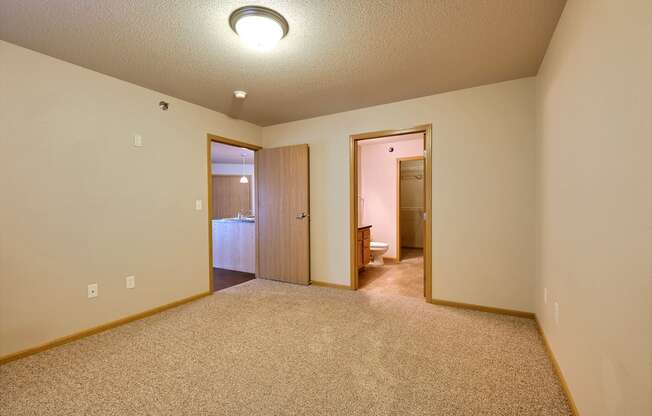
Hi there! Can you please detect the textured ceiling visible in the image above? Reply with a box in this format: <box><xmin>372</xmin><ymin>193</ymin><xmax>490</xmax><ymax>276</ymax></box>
<box><xmin>0</xmin><ymin>0</ymin><xmax>566</xmax><ymax>126</ymax></box>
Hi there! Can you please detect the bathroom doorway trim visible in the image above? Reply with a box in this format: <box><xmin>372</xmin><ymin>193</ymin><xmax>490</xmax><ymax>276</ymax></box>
<box><xmin>206</xmin><ymin>134</ymin><xmax>262</xmax><ymax>293</ymax></box>
<box><xmin>348</xmin><ymin>124</ymin><xmax>432</xmax><ymax>299</ymax></box>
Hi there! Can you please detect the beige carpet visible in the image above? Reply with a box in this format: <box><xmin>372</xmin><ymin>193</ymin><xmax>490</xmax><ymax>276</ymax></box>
<box><xmin>359</xmin><ymin>248</ymin><xmax>424</xmax><ymax>298</ymax></box>
<box><xmin>1</xmin><ymin>279</ymin><xmax>571</xmax><ymax>415</ymax></box>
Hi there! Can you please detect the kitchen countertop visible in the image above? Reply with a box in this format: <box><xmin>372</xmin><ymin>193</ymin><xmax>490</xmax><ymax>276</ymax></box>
<box><xmin>213</xmin><ymin>218</ymin><xmax>255</xmax><ymax>223</ymax></box>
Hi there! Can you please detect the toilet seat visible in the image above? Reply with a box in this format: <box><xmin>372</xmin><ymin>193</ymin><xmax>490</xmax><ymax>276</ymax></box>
<box><xmin>370</xmin><ymin>241</ymin><xmax>388</xmax><ymax>250</ymax></box>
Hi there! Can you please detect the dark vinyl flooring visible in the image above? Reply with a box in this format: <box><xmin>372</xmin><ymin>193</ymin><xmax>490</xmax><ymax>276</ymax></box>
<box><xmin>212</xmin><ymin>268</ymin><xmax>256</xmax><ymax>292</ymax></box>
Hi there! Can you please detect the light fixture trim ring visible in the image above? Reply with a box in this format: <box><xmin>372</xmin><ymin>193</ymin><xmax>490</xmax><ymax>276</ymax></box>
<box><xmin>229</xmin><ymin>5</ymin><xmax>289</xmax><ymax>39</ymax></box>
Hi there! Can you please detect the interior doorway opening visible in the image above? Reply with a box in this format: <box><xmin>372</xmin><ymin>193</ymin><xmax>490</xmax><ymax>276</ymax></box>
<box><xmin>349</xmin><ymin>126</ymin><xmax>432</xmax><ymax>300</ymax></box>
<box><xmin>207</xmin><ymin>135</ymin><xmax>311</xmax><ymax>292</ymax></box>
<box><xmin>398</xmin><ymin>157</ymin><xmax>425</xmax><ymax>262</ymax></box>
<box><xmin>207</xmin><ymin>135</ymin><xmax>261</xmax><ymax>292</ymax></box>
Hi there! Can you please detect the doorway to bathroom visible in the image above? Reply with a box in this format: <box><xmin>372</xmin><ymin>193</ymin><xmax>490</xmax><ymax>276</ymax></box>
<box><xmin>349</xmin><ymin>125</ymin><xmax>432</xmax><ymax>300</ymax></box>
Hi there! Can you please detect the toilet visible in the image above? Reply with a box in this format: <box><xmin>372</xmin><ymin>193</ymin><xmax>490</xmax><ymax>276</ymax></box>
<box><xmin>370</xmin><ymin>241</ymin><xmax>389</xmax><ymax>265</ymax></box>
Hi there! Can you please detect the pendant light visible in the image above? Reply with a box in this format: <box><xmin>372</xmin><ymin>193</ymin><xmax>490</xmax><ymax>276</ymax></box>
<box><xmin>239</xmin><ymin>154</ymin><xmax>249</xmax><ymax>184</ymax></box>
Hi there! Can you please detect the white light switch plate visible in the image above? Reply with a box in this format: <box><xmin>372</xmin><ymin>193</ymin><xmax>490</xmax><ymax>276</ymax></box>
<box><xmin>126</xmin><ymin>275</ymin><xmax>135</xmax><ymax>289</ymax></box>
<box><xmin>195</xmin><ymin>200</ymin><xmax>203</xmax><ymax>210</ymax></box>
<box><xmin>88</xmin><ymin>283</ymin><xmax>98</xmax><ymax>298</ymax></box>
<box><xmin>134</xmin><ymin>134</ymin><xmax>143</xmax><ymax>147</ymax></box>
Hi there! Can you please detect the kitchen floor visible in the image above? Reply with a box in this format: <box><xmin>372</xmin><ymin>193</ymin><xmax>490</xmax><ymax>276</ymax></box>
<box><xmin>213</xmin><ymin>268</ymin><xmax>255</xmax><ymax>291</ymax></box>
<box><xmin>358</xmin><ymin>248</ymin><xmax>424</xmax><ymax>298</ymax></box>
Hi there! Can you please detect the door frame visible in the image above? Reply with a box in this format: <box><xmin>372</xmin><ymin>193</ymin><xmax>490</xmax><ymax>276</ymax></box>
<box><xmin>206</xmin><ymin>134</ymin><xmax>262</xmax><ymax>292</ymax></box>
<box><xmin>349</xmin><ymin>125</ymin><xmax>432</xmax><ymax>299</ymax></box>
<box><xmin>396</xmin><ymin>156</ymin><xmax>425</xmax><ymax>263</ymax></box>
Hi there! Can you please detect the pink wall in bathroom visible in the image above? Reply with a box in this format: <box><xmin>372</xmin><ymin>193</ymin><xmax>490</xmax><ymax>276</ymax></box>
<box><xmin>358</xmin><ymin>133</ymin><xmax>424</xmax><ymax>259</ymax></box>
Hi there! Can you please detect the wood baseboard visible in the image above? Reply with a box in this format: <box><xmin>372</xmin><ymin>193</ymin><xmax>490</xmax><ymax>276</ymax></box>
<box><xmin>310</xmin><ymin>280</ymin><xmax>353</xmax><ymax>290</ymax></box>
<box><xmin>535</xmin><ymin>316</ymin><xmax>580</xmax><ymax>415</ymax></box>
<box><xmin>427</xmin><ymin>298</ymin><xmax>535</xmax><ymax>319</ymax></box>
<box><xmin>382</xmin><ymin>256</ymin><xmax>398</xmax><ymax>264</ymax></box>
<box><xmin>0</xmin><ymin>291</ymin><xmax>211</xmax><ymax>366</ymax></box>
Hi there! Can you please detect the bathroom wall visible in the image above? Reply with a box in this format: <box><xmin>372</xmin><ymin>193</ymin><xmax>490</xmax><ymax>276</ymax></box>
<box><xmin>358</xmin><ymin>134</ymin><xmax>423</xmax><ymax>259</ymax></box>
<box><xmin>262</xmin><ymin>77</ymin><xmax>536</xmax><ymax>312</ymax></box>
<box><xmin>0</xmin><ymin>41</ymin><xmax>262</xmax><ymax>357</ymax></box>
<box><xmin>535</xmin><ymin>0</ymin><xmax>652</xmax><ymax>414</ymax></box>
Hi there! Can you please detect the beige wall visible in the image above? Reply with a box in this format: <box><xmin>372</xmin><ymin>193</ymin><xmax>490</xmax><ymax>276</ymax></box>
<box><xmin>0</xmin><ymin>41</ymin><xmax>261</xmax><ymax>357</ymax></box>
<box><xmin>535</xmin><ymin>0</ymin><xmax>652</xmax><ymax>414</ymax></box>
<box><xmin>262</xmin><ymin>77</ymin><xmax>537</xmax><ymax>312</ymax></box>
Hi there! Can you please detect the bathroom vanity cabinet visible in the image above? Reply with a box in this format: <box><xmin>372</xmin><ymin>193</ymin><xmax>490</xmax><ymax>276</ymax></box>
<box><xmin>357</xmin><ymin>225</ymin><xmax>371</xmax><ymax>269</ymax></box>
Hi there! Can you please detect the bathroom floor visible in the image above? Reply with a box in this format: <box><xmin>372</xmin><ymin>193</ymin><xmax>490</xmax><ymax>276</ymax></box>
<box><xmin>358</xmin><ymin>248</ymin><xmax>424</xmax><ymax>298</ymax></box>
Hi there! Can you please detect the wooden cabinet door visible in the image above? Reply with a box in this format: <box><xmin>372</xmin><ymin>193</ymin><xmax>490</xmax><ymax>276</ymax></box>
<box><xmin>363</xmin><ymin>242</ymin><xmax>371</xmax><ymax>265</ymax></box>
<box><xmin>212</xmin><ymin>175</ymin><xmax>251</xmax><ymax>219</ymax></box>
<box><xmin>256</xmin><ymin>144</ymin><xmax>310</xmax><ymax>285</ymax></box>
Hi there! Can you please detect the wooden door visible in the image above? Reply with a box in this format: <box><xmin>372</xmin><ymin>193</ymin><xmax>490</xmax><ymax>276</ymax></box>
<box><xmin>256</xmin><ymin>144</ymin><xmax>310</xmax><ymax>284</ymax></box>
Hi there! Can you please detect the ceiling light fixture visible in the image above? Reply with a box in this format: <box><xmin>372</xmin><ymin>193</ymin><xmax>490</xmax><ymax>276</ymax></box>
<box><xmin>229</xmin><ymin>6</ymin><xmax>289</xmax><ymax>51</ymax></box>
<box><xmin>239</xmin><ymin>154</ymin><xmax>249</xmax><ymax>184</ymax></box>
<box><xmin>233</xmin><ymin>90</ymin><xmax>247</xmax><ymax>99</ymax></box>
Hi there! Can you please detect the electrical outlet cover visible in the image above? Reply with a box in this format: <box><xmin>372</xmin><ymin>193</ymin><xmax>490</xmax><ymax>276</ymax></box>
<box><xmin>88</xmin><ymin>283</ymin><xmax>98</xmax><ymax>298</ymax></box>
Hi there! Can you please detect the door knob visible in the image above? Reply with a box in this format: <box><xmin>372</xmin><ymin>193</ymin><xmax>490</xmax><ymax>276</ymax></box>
<box><xmin>296</xmin><ymin>212</ymin><xmax>309</xmax><ymax>219</ymax></box>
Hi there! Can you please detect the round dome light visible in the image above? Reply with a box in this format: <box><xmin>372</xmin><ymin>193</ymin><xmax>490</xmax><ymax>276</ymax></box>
<box><xmin>229</xmin><ymin>6</ymin><xmax>289</xmax><ymax>51</ymax></box>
